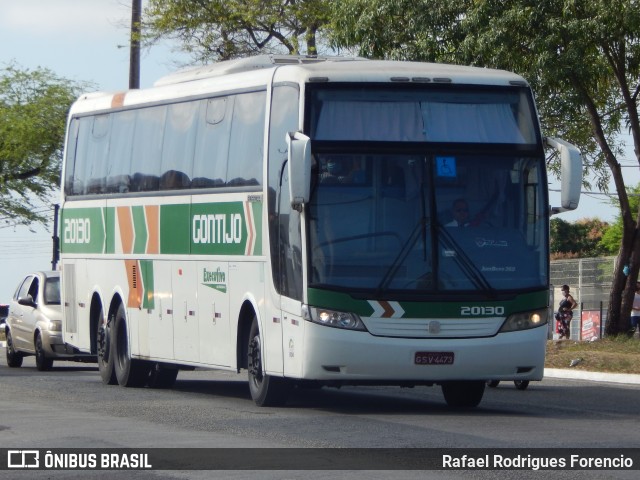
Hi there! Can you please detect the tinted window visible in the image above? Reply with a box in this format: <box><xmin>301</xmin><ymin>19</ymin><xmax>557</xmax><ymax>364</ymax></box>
<box><xmin>227</xmin><ymin>91</ymin><xmax>266</xmax><ymax>187</ymax></box>
<box><xmin>160</xmin><ymin>101</ymin><xmax>199</xmax><ymax>190</ymax></box>
<box><xmin>267</xmin><ymin>85</ymin><xmax>301</xmax><ymax>298</ymax></box>
<box><xmin>192</xmin><ymin>97</ymin><xmax>233</xmax><ymax>188</ymax></box>
<box><xmin>44</xmin><ymin>277</ymin><xmax>61</xmax><ymax>305</ymax></box>
<box><xmin>106</xmin><ymin>109</ymin><xmax>136</xmax><ymax>193</ymax></box>
<box><xmin>309</xmin><ymin>86</ymin><xmax>538</xmax><ymax>144</ymax></box>
<box><xmin>65</xmin><ymin>91</ymin><xmax>267</xmax><ymax>196</ymax></box>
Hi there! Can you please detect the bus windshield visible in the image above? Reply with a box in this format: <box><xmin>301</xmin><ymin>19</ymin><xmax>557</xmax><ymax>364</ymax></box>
<box><xmin>306</xmin><ymin>84</ymin><xmax>547</xmax><ymax>296</ymax></box>
<box><xmin>307</xmin><ymin>152</ymin><xmax>548</xmax><ymax>295</ymax></box>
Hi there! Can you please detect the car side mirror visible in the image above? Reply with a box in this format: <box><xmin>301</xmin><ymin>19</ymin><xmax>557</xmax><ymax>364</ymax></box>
<box><xmin>18</xmin><ymin>295</ymin><xmax>36</xmax><ymax>307</ymax></box>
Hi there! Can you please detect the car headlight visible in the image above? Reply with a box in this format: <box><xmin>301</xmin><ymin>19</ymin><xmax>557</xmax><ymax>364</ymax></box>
<box><xmin>49</xmin><ymin>320</ymin><xmax>62</xmax><ymax>332</ymax></box>
<box><xmin>303</xmin><ymin>305</ymin><xmax>366</xmax><ymax>331</ymax></box>
<box><xmin>499</xmin><ymin>309</ymin><xmax>548</xmax><ymax>333</ymax></box>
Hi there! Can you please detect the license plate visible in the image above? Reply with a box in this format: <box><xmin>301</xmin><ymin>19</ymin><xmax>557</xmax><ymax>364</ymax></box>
<box><xmin>414</xmin><ymin>351</ymin><xmax>454</xmax><ymax>365</ymax></box>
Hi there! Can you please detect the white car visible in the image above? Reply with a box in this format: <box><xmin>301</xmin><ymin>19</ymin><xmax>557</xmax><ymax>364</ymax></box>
<box><xmin>4</xmin><ymin>271</ymin><xmax>93</xmax><ymax>370</ymax></box>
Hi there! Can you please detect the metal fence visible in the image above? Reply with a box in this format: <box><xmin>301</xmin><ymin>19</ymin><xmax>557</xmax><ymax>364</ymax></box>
<box><xmin>550</xmin><ymin>256</ymin><xmax>616</xmax><ymax>340</ymax></box>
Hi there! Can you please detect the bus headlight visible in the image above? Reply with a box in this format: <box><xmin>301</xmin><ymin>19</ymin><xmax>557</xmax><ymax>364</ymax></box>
<box><xmin>499</xmin><ymin>309</ymin><xmax>548</xmax><ymax>333</ymax></box>
<box><xmin>303</xmin><ymin>306</ymin><xmax>366</xmax><ymax>331</ymax></box>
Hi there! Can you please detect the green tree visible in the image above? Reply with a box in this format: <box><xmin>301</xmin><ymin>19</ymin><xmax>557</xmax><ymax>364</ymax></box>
<box><xmin>144</xmin><ymin>0</ymin><xmax>331</xmax><ymax>62</ymax></box>
<box><xmin>550</xmin><ymin>217</ymin><xmax>610</xmax><ymax>259</ymax></box>
<box><xmin>331</xmin><ymin>0</ymin><xmax>640</xmax><ymax>335</ymax></box>
<box><xmin>600</xmin><ymin>184</ymin><xmax>640</xmax><ymax>254</ymax></box>
<box><xmin>0</xmin><ymin>64</ymin><xmax>86</xmax><ymax>225</ymax></box>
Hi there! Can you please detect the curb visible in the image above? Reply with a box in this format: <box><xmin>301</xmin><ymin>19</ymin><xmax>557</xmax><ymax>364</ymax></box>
<box><xmin>544</xmin><ymin>368</ymin><xmax>640</xmax><ymax>385</ymax></box>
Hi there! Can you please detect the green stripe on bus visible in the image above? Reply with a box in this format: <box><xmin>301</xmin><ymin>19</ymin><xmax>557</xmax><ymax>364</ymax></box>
<box><xmin>61</xmin><ymin>200</ymin><xmax>264</xmax><ymax>256</ymax></box>
<box><xmin>140</xmin><ymin>260</ymin><xmax>154</xmax><ymax>309</ymax></box>
<box><xmin>191</xmin><ymin>202</ymin><xmax>249</xmax><ymax>256</ymax></box>
<box><xmin>307</xmin><ymin>288</ymin><xmax>549</xmax><ymax>318</ymax></box>
<box><xmin>159</xmin><ymin>204</ymin><xmax>191</xmax><ymax>254</ymax></box>
<box><xmin>60</xmin><ymin>207</ymin><xmax>106</xmax><ymax>254</ymax></box>
<box><xmin>105</xmin><ymin>207</ymin><xmax>115</xmax><ymax>254</ymax></box>
<box><xmin>132</xmin><ymin>206</ymin><xmax>148</xmax><ymax>254</ymax></box>
<box><xmin>251</xmin><ymin>200</ymin><xmax>263</xmax><ymax>256</ymax></box>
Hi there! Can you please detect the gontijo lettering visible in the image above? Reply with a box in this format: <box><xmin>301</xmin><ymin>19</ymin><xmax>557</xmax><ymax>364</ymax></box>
<box><xmin>192</xmin><ymin>214</ymin><xmax>242</xmax><ymax>244</ymax></box>
<box><xmin>63</xmin><ymin>218</ymin><xmax>91</xmax><ymax>244</ymax></box>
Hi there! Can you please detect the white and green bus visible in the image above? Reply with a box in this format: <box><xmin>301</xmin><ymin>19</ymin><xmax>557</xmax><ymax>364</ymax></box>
<box><xmin>60</xmin><ymin>55</ymin><xmax>581</xmax><ymax>407</ymax></box>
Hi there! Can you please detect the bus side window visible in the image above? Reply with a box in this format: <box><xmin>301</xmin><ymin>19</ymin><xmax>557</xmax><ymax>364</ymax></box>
<box><xmin>193</xmin><ymin>97</ymin><xmax>232</xmax><ymax>188</ymax></box>
<box><xmin>106</xmin><ymin>109</ymin><xmax>136</xmax><ymax>194</ymax></box>
<box><xmin>131</xmin><ymin>106</ymin><xmax>165</xmax><ymax>191</ymax></box>
<box><xmin>160</xmin><ymin>100</ymin><xmax>198</xmax><ymax>191</ymax></box>
<box><xmin>159</xmin><ymin>170</ymin><xmax>191</xmax><ymax>190</ymax></box>
<box><xmin>227</xmin><ymin>91</ymin><xmax>265</xmax><ymax>187</ymax></box>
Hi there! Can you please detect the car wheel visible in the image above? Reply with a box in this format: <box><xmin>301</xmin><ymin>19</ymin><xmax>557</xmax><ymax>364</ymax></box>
<box><xmin>486</xmin><ymin>380</ymin><xmax>500</xmax><ymax>388</ymax></box>
<box><xmin>35</xmin><ymin>332</ymin><xmax>53</xmax><ymax>371</ymax></box>
<box><xmin>113</xmin><ymin>303</ymin><xmax>149</xmax><ymax>387</ymax></box>
<box><xmin>5</xmin><ymin>330</ymin><xmax>23</xmax><ymax>368</ymax></box>
<box><xmin>97</xmin><ymin>307</ymin><xmax>117</xmax><ymax>385</ymax></box>
<box><xmin>247</xmin><ymin>317</ymin><xmax>291</xmax><ymax>406</ymax></box>
<box><xmin>514</xmin><ymin>380</ymin><xmax>530</xmax><ymax>390</ymax></box>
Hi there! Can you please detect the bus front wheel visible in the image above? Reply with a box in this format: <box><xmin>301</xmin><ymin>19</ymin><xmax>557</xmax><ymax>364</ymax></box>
<box><xmin>441</xmin><ymin>381</ymin><xmax>485</xmax><ymax>408</ymax></box>
<box><xmin>247</xmin><ymin>317</ymin><xmax>291</xmax><ymax>407</ymax></box>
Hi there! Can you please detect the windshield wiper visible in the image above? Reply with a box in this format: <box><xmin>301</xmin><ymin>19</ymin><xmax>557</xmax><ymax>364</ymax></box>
<box><xmin>437</xmin><ymin>225</ymin><xmax>496</xmax><ymax>298</ymax></box>
<box><xmin>375</xmin><ymin>216</ymin><xmax>428</xmax><ymax>296</ymax></box>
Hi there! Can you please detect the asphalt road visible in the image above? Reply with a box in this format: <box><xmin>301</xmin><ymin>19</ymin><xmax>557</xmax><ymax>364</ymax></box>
<box><xmin>1</xmin><ymin>352</ymin><xmax>639</xmax><ymax>480</ymax></box>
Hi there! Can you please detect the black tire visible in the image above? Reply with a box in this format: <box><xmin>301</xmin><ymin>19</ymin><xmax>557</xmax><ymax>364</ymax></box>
<box><xmin>113</xmin><ymin>303</ymin><xmax>150</xmax><ymax>387</ymax></box>
<box><xmin>486</xmin><ymin>380</ymin><xmax>500</xmax><ymax>388</ymax></box>
<box><xmin>247</xmin><ymin>317</ymin><xmax>291</xmax><ymax>406</ymax></box>
<box><xmin>97</xmin><ymin>308</ymin><xmax>117</xmax><ymax>385</ymax></box>
<box><xmin>5</xmin><ymin>330</ymin><xmax>23</xmax><ymax>368</ymax></box>
<box><xmin>514</xmin><ymin>380</ymin><xmax>530</xmax><ymax>390</ymax></box>
<box><xmin>147</xmin><ymin>363</ymin><xmax>178</xmax><ymax>389</ymax></box>
<box><xmin>441</xmin><ymin>381</ymin><xmax>485</xmax><ymax>408</ymax></box>
<box><xmin>34</xmin><ymin>332</ymin><xmax>53</xmax><ymax>371</ymax></box>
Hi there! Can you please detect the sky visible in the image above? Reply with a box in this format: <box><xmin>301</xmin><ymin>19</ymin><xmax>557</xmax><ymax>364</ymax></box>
<box><xmin>0</xmin><ymin>0</ymin><xmax>639</xmax><ymax>303</ymax></box>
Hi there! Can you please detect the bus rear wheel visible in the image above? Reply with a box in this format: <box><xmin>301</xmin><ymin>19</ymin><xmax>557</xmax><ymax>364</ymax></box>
<box><xmin>247</xmin><ymin>317</ymin><xmax>291</xmax><ymax>407</ymax></box>
<box><xmin>97</xmin><ymin>308</ymin><xmax>117</xmax><ymax>385</ymax></box>
<box><xmin>113</xmin><ymin>303</ymin><xmax>150</xmax><ymax>387</ymax></box>
<box><xmin>441</xmin><ymin>381</ymin><xmax>485</xmax><ymax>408</ymax></box>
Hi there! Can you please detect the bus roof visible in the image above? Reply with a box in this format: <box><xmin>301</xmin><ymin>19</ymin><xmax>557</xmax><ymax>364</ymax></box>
<box><xmin>68</xmin><ymin>55</ymin><xmax>529</xmax><ymax>115</ymax></box>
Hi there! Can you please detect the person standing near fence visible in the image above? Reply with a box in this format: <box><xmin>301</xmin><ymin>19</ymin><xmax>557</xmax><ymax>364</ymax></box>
<box><xmin>556</xmin><ymin>285</ymin><xmax>577</xmax><ymax>340</ymax></box>
<box><xmin>630</xmin><ymin>282</ymin><xmax>640</xmax><ymax>337</ymax></box>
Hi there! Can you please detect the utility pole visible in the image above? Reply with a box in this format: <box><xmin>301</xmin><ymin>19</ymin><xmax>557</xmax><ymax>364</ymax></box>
<box><xmin>129</xmin><ymin>0</ymin><xmax>141</xmax><ymax>89</ymax></box>
<box><xmin>51</xmin><ymin>204</ymin><xmax>59</xmax><ymax>270</ymax></box>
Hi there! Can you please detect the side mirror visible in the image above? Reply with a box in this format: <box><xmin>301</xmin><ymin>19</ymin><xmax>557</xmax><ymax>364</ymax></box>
<box><xmin>18</xmin><ymin>295</ymin><xmax>36</xmax><ymax>308</ymax></box>
<box><xmin>546</xmin><ymin>137</ymin><xmax>582</xmax><ymax>214</ymax></box>
<box><xmin>286</xmin><ymin>131</ymin><xmax>312</xmax><ymax>211</ymax></box>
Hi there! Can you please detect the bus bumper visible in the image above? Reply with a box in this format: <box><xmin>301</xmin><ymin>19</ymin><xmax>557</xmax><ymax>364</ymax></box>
<box><xmin>297</xmin><ymin>321</ymin><xmax>547</xmax><ymax>383</ymax></box>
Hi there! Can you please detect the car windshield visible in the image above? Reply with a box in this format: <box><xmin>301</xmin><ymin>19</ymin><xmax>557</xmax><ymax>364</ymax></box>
<box><xmin>307</xmin><ymin>152</ymin><xmax>548</xmax><ymax>296</ymax></box>
<box><xmin>44</xmin><ymin>277</ymin><xmax>61</xmax><ymax>305</ymax></box>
